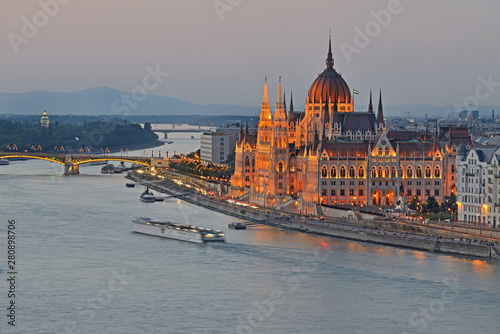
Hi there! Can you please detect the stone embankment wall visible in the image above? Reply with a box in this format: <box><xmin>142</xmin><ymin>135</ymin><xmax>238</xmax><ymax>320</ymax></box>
<box><xmin>128</xmin><ymin>172</ymin><xmax>498</xmax><ymax>259</ymax></box>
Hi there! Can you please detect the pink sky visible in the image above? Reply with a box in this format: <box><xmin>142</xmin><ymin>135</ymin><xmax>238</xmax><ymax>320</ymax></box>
<box><xmin>0</xmin><ymin>0</ymin><xmax>499</xmax><ymax>108</ymax></box>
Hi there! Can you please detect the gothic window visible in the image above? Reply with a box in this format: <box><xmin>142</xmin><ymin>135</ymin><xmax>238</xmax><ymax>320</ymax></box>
<box><xmin>278</xmin><ymin>162</ymin><xmax>284</xmax><ymax>172</ymax></box>
<box><xmin>425</xmin><ymin>166</ymin><xmax>431</xmax><ymax>178</ymax></box>
<box><xmin>321</xmin><ymin>165</ymin><xmax>328</xmax><ymax>178</ymax></box>
<box><xmin>378</xmin><ymin>147</ymin><xmax>383</xmax><ymax>156</ymax></box>
<box><xmin>434</xmin><ymin>166</ymin><xmax>440</xmax><ymax>178</ymax></box>
<box><xmin>340</xmin><ymin>166</ymin><xmax>346</xmax><ymax>178</ymax></box>
<box><xmin>359</xmin><ymin>189</ymin><xmax>364</xmax><ymax>196</ymax></box>
<box><xmin>378</xmin><ymin>166</ymin><xmax>383</xmax><ymax>178</ymax></box>
<box><xmin>371</xmin><ymin>166</ymin><xmax>377</xmax><ymax>178</ymax></box>
<box><xmin>290</xmin><ymin>164</ymin><xmax>295</xmax><ymax>172</ymax></box>
<box><xmin>416</xmin><ymin>166</ymin><xmax>422</xmax><ymax>177</ymax></box>
<box><xmin>252</xmin><ymin>158</ymin><xmax>255</xmax><ymax>166</ymax></box>
<box><xmin>331</xmin><ymin>189</ymin><xmax>336</xmax><ymax>196</ymax></box>
<box><xmin>340</xmin><ymin>189</ymin><xmax>345</xmax><ymax>196</ymax></box>
<box><xmin>391</xmin><ymin>166</ymin><xmax>397</xmax><ymax>178</ymax></box>
<box><xmin>385</xmin><ymin>166</ymin><xmax>390</xmax><ymax>178</ymax></box>
<box><xmin>349</xmin><ymin>166</ymin><xmax>355</xmax><ymax>178</ymax></box>
<box><xmin>407</xmin><ymin>166</ymin><xmax>413</xmax><ymax>178</ymax></box>
<box><xmin>331</xmin><ymin>166</ymin><xmax>337</xmax><ymax>178</ymax></box>
<box><xmin>245</xmin><ymin>157</ymin><xmax>250</xmax><ymax>166</ymax></box>
<box><xmin>321</xmin><ymin>189</ymin><xmax>326</xmax><ymax>196</ymax></box>
<box><xmin>385</xmin><ymin>147</ymin><xmax>390</xmax><ymax>156</ymax></box>
<box><xmin>451</xmin><ymin>164</ymin><xmax>455</xmax><ymax>173</ymax></box>
<box><xmin>245</xmin><ymin>176</ymin><xmax>250</xmax><ymax>182</ymax></box>
<box><xmin>358</xmin><ymin>166</ymin><xmax>364</xmax><ymax>178</ymax></box>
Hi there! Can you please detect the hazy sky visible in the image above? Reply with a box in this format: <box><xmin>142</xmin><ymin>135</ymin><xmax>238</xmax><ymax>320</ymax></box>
<box><xmin>1</xmin><ymin>0</ymin><xmax>499</xmax><ymax>110</ymax></box>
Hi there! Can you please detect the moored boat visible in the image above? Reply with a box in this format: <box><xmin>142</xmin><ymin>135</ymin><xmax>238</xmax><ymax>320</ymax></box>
<box><xmin>140</xmin><ymin>188</ymin><xmax>155</xmax><ymax>202</ymax></box>
<box><xmin>132</xmin><ymin>218</ymin><xmax>225</xmax><ymax>243</ymax></box>
<box><xmin>126</xmin><ymin>182</ymin><xmax>135</xmax><ymax>188</ymax></box>
<box><xmin>228</xmin><ymin>222</ymin><xmax>247</xmax><ymax>229</ymax></box>
<box><xmin>0</xmin><ymin>159</ymin><xmax>9</xmax><ymax>165</ymax></box>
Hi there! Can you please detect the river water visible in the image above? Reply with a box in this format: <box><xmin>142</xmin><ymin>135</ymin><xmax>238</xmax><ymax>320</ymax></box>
<box><xmin>0</xmin><ymin>132</ymin><xmax>499</xmax><ymax>334</ymax></box>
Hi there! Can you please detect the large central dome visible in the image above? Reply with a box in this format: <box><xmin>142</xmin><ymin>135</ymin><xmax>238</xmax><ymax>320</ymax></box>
<box><xmin>307</xmin><ymin>38</ymin><xmax>351</xmax><ymax>105</ymax></box>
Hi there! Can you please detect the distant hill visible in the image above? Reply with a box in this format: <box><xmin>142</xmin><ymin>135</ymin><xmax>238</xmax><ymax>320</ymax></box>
<box><xmin>0</xmin><ymin>87</ymin><xmax>498</xmax><ymax>118</ymax></box>
<box><xmin>0</xmin><ymin>87</ymin><xmax>259</xmax><ymax>116</ymax></box>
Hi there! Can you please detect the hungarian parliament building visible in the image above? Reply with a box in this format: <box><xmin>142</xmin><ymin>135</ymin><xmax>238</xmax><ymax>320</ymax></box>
<box><xmin>230</xmin><ymin>37</ymin><xmax>471</xmax><ymax>215</ymax></box>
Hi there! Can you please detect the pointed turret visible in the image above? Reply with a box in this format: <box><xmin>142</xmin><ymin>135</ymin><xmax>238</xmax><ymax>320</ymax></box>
<box><xmin>259</xmin><ymin>77</ymin><xmax>271</xmax><ymax>120</ymax></box>
<box><xmin>377</xmin><ymin>89</ymin><xmax>385</xmax><ymax>129</ymax></box>
<box><xmin>275</xmin><ymin>76</ymin><xmax>284</xmax><ymax>109</ymax></box>
<box><xmin>368</xmin><ymin>89</ymin><xmax>374</xmax><ymax>113</ymax></box>
<box><xmin>288</xmin><ymin>91</ymin><xmax>295</xmax><ymax>124</ymax></box>
<box><xmin>326</xmin><ymin>30</ymin><xmax>334</xmax><ymax>68</ymax></box>
<box><xmin>239</xmin><ymin>122</ymin><xmax>244</xmax><ymax>144</ymax></box>
<box><xmin>323</xmin><ymin>99</ymin><xmax>330</xmax><ymax>127</ymax></box>
<box><xmin>332</xmin><ymin>91</ymin><xmax>339</xmax><ymax>125</ymax></box>
<box><xmin>283</xmin><ymin>91</ymin><xmax>287</xmax><ymax>119</ymax></box>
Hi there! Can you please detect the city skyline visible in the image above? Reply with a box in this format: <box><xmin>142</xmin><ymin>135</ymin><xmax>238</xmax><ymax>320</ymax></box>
<box><xmin>1</xmin><ymin>0</ymin><xmax>499</xmax><ymax>110</ymax></box>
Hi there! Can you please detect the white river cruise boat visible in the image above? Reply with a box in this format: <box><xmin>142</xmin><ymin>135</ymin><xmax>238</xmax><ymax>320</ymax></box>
<box><xmin>132</xmin><ymin>218</ymin><xmax>225</xmax><ymax>244</ymax></box>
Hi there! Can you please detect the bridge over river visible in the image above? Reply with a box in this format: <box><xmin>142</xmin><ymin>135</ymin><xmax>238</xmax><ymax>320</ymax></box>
<box><xmin>0</xmin><ymin>152</ymin><xmax>151</xmax><ymax>175</ymax></box>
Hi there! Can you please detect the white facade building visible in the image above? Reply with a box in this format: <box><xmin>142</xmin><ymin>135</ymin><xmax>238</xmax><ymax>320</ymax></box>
<box><xmin>456</xmin><ymin>144</ymin><xmax>500</xmax><ymax>228</ymax></box>
<box><xmin>200</xmin><ymin>132</ymin><xmax>232</xmax><ymax>164</ymax></box>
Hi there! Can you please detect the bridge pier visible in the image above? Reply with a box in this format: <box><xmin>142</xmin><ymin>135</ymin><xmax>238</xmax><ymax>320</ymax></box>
<box><xmin>164</xmin><ymin>133</ymin><xmax>168</xmax><ymax>139</ymax></box>
<box><xmin>64</xmin><ymin>155</ymin><xmax>79</xmax><ymax>175</ymax></box>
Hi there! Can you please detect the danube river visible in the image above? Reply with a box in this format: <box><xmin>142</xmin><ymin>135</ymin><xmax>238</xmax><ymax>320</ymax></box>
<box><xmin>1</xmin><ymin>132</ymin><xmax>499</xmax><ymax>334</ymax></box>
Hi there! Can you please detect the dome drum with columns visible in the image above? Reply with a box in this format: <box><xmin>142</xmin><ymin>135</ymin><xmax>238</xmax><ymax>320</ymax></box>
<box><xmin>230</xmin><ymin>34</ymin><xmax>464</xmax><ymax>215</ymax></box>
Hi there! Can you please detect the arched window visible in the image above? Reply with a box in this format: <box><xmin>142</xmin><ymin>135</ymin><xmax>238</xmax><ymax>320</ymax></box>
<box><xmin>434</xmin><ymin>166</ymin><xmax>440</xmax><ymax>178</ymax></box>
<box><xmin>391</xmin><ymin>166</ymin><xmax>397</xmax><ymax>178</ymax></box>
<box><xmin>371</xmin><ymin>166</ymin><xmax>377</xmax><ymax>178</ymax></box>
<box><xmin>425</xmin><ymin>166</ymin><xmax>431</xmax><ymax>178</ymax></box>
<box><xmin>252</xmin><ymin>158</ymin><xmax>255</xmax><ymax>167</ymax></box>
<box><xmin>349</xmin><ymin>166</ymin><xmax>355</xmax><ymax>178</ymax></box>
<box><xmin>378</xmin><ymin>166</ymin><xmax>383</xmax><ymax>178</ymax></box>
<box><xmin>378</xmin><ymin>147</ymin><xmax>383</xmax><ymax>156</ymax></box>
<box><xmin>385</xmin><ymin>166</ymin><xmax>390</xmax><ymax>178</ymax></box>
<box><xmin>385</xmin><ymin>147</ymin><xmax>390</xmax><ymax>156</ymax></box>
<box><xmin>400</xmin><ymin>165</ymin><xmax>405</xmax><ymax>178</ymax></box>
<box><xmin>451</xmin><ymin>164</ymin><xmax>455</xmax><ymax>173</ymax></box>
<box><xmin>330</xmin><ymin>166</ymin><xmax>337</xmax><ymax>178</ymax></box>
<box><xmin>407</xmin><ymin>166</ymin><xmax>413</xmax><ymax>178</ymax></box>
<box><xmin>340</xmin><ymin>166</ymin><xmax>346</xmax><ymax>178</ymax></box>
<box><xmin>358</xmin><ymin>166</ymin><xmax>365</xmax><ymax>178</ymax></box>
<box><xmin>279</xmin><ymin>162</ymin><xmax>284</xmax><ymax>173</ymax></box>
<box><xmin>321</xmin><ymin>165</ymin><xmax>327</xmax><ymax>178</ymax></box>
<box><xmin>245</xmin><ymin>157</ymin><xmax>250</xmax><ymax>166</ymax></box>
<box><xmin>416</xmin><ymin>166</ymin><xmax>422</xmax><ymax>177</ymax></box>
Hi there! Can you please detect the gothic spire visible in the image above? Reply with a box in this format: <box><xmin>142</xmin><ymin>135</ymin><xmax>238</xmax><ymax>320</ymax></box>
<box><xmin>323</xmin><ymin>98</ymin><xmax>330</xmax><ymax>127</ymax></box>
<box><xmin>276</xmin><ymin>75</ymin><xmax>283</xmax><ymax>108</ymax></box>
<box><xmin>377</xmin><ymin>89</ymin><xmax>385</xmax><ymax>127</ymax></box>
<box><xmin>368</xmin><ymin>89</ymin><xmax>374</xmax><ymax>113</ymax></box>
<box><xmin>288</xmin><ymin>91</ymin><xmax>295</xmax><ymax>124</ymax></box>
<box><xmin>262</xmin><ymin>77</ymin><xmax>269</xmax><ymax>108</ymax></box>
<box><xmin>326</xmin><ymin>30</ymin><xmax>334</xmax><ymax>68</ymax></box>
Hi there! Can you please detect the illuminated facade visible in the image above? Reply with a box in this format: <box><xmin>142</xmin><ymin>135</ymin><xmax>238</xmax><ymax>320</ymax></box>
<box><xmin>230</xmin><ymin>37</ymin><xmax>469</xmax><ymax>214</ymax></box>
<box><xmin>456</xmin><ymin>144</ymin><xmax>500</xmax><ymax>228</ymax></box>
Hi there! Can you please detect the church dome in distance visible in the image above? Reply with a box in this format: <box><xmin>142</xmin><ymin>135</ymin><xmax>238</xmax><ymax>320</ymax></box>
<box><xmin>307</xmin><ymin>37</ymin><xmax>351</xmax><ymax>104</ymax></box>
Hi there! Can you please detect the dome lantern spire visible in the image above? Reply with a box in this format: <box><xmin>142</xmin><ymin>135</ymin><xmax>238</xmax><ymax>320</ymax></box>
<box><xmin>326</xmin><ymin>29</ymin><xmax>334</xmax><ymax>68</ymax></box>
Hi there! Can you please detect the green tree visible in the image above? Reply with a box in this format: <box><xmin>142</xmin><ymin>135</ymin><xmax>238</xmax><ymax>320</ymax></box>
<box><xmin>425</xmin><ymin>196</ymin><xmax>440</xmax><ymax>213</ymax></box>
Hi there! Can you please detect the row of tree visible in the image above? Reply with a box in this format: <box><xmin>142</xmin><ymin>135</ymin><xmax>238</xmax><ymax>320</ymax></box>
<box><xmin>408</xmin><ymin>194</ymin><xmax>457</xmax><ymax>214</ymax></box>
<box><xmin>0</xmin><ymin>119</ymin><xmax>159</xmax><ymax>152</ymax></box>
